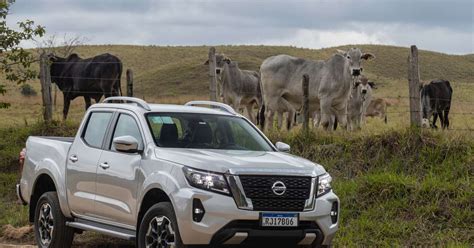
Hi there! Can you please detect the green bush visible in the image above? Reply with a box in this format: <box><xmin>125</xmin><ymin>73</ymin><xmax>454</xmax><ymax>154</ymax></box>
<box><xmin>19</xmin><ymin>83</ymin><xmax>37</xmax><ymax>96</ymax></box>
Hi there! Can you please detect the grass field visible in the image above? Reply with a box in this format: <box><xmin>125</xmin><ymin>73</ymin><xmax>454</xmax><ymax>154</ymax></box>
<box><xmin>0</xmin><ymin>44</ymin><xmax>473</xmax><ymax>246</ymax></box>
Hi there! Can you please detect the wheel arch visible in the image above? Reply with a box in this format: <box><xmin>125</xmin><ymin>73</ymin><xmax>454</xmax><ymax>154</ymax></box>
<box><xmin>136</xmin><ymin>188</ymin><xmax>172</xmax><ymax>230</ymax></box>
<box><xmin>29</xmin><ymin>173</ymin><xmax>58</xmax><ymax>223</ymax></box>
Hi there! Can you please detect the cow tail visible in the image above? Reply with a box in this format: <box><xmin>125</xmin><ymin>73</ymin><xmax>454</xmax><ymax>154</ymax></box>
<box><xmin>257</xmin><ymin>71</ymin><xmax>267</xmax><ymax>129</ymax></box>
<box><xmin>259</xmin><ymin>104</ymin><xmax>266</xmax><ymax>129</ymax></box>
<box><xmin>117</xmin><ymin>62</ymin><xmax>123</xmax><ymax>96</ymax></box>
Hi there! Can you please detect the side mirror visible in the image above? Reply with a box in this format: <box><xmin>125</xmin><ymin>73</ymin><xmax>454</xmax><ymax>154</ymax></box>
<box><xmin>275</xmin><ymin>141</ymin><xmax>290</xmax><ymax>152</ymax></box>
<box><xmin>113</xmin><ymin>135</ymin><xmax>141</xmax><ymax>153</ymax></box>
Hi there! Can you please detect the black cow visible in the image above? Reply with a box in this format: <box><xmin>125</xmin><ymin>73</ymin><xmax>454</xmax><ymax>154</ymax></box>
<box><xmin>49</xmin><ymin>53</ymin><xmax>122</xmax><ymax>119</ymax></box>
<box><xmin>420</xmin><ymin>80</ymin><xmax>453</xmax><ymax>129</ymax></box>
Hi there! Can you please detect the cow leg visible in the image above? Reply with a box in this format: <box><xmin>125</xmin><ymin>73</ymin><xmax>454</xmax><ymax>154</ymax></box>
<box><xmin>286</xmin><ymin>110</ymin><xmax>295</xmax><ymax>131</ymax></box>
<box><xmin>63</xmin><ymin>95</ymin><xmax>70</xmax><ymax>120</ymax></box>
<box><xmin>84</xmin><ymin>96</ymin><xmax>92</xmax><ymax>110</ymax></box>
<box><xmin>264</xmin><ymin>109</ymin><xmax>275</xmax><ymax>131</ymax></box>
<box><xmin>313</xmin><ymin>111</ymin><xmax>321</xmax><ymax>128</ymax></box>
<box><xmin>276</xmin><ymin>112</ymin><xmax>284</xmax><ymax>130</ymax></box>
<box><xmin>438</xmin><ymin>111</ymin><xmax>445</xmax><ymax>129</ymax></box>
<box><xmin>245</xmin><ymin>104</ymin><xmax>255</xmax><ymax>124</ymax></box>
<box><xmin>320</xmin><ymin>101</ymin><xmax>333</xmax><ymax>131</ymax></box>
<box><xmin>443</xmin><ymin>109</ymin><xmax>450</xmax><ymax>129</ymax></box>
<box><xmin>334</xmin><ymin>105</ymin><xmax>348</xmax><ymax>131</ymax></box>
<box><xmin>432</xmin><ymin>113</ymin><xmax>438</xmax><ymax>129</ymax></box>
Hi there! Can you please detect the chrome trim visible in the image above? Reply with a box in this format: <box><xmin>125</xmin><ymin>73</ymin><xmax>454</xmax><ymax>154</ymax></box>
<box><xmin>227</xmin><ymin>175</ymin><xmax>253</xmax><ymax>210</ymax></box>
<box><xmin>185</xmin><ymin>100</ymin><xmax>237</xmax><ymax>115</ymax></box>
<box><xmin>298</xmin><ymin>233</ymin><xmax>317</xmax><ymax>245</ymax></box>
<box><xmin>103</xmin><ymin>96</ymin><xmax>151</xmax><ymax>111</ymax></box>
<box><xmin>304</xmin><ymin>177</ymin><xmax>318</xmax><ymax>211</ymax></box>
<box><xmin>223</xmin><ymin>232</ymin><xmax>248</xmax><ymax>245</ymax></box>
<box><xmin>227</xmin><ymin>167</ymin><xmax>318</xmax><ymax>177</ymax></box>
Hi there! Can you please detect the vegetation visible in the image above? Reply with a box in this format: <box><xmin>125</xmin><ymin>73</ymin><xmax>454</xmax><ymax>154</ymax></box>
<box><xmin>19</xmin><ymin>83</ymin><xmax>36</xmax><ymax>96</ymax></box>
<box><xmin>0</xmin><ymin>0</ymin><xmax>45</xmax><ymax>108</ymax></box>
<box><xmin>0</xmin><ymin>44</ymin><xmax>472</xmax><ymax>246</ymax></box>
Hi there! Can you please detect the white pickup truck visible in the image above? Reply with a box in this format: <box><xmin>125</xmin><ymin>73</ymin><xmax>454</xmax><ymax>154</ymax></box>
<box><xmin>17</xmin><ymin>97</ymin><xmax>339</xmax><ymax>248</ymax></box>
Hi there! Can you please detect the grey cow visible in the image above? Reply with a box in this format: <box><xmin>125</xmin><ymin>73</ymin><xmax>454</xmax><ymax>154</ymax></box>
<box><xmin>347</xmin><ymin>75</ymin><xmax>375</xmax><ymax>130</ymax></box>
<box><xmin>260</xmin><ymin>48</ymin><xmax>375</xmax><ymax>131</ymax></box>
<box><xmin>205</xmin><ymin>54</ymin><xmax>262</xmax><ymax>123</ymax></box>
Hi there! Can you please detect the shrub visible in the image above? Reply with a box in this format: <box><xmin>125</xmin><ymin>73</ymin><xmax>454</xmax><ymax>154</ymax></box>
<box><xmin>19</xmin><ymin>83</ymin><xmax>37</xmax><ymax>96</ymax></box>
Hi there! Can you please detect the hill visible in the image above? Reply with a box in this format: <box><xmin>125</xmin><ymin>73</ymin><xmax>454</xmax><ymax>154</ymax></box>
<box><xmin>0</xmin><ymin>44</ymin><xmax>473</xmax><ymax>127</ymax></box>
<box><xmin>62</xmin><ymin>44</ymin><xmax>474</xmax><ymax>98</ymax></box>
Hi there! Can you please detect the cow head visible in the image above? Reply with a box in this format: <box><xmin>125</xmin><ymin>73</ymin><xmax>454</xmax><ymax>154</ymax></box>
<box><xmin>337</xmin><ymin>48</ymin><xmax>375</xmax><ymax>77</ymax></box>
<box><xmin>204</xmin><ymin>53</ymin><xmax>231</xmax><ymax>75</ymax></box>
<box><xmin>353</xmin><ymin>75</ymin><xmax>375</xmax><ymax>101</ymax></box>
<box><xmin>48</xmin><ymin>54</ymin><xmax>67</xmax><ymax>89</ymax></box>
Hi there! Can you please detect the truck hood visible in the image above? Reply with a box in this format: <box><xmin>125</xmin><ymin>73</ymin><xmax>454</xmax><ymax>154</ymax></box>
<box><xmin>154</xmin><ymin>148</ymin><xmax>326</xmax><ymax>177</ymax></box>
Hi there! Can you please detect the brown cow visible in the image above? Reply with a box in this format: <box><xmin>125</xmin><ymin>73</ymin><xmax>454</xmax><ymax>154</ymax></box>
<box><xmin>365</xmin><ymin>98</ymin><xmax>389</xmax><ymax>123</ymax></box>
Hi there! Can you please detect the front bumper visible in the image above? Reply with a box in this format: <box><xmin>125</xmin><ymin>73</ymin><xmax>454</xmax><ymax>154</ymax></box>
<box><xmin>172</xmin><ymin>188</ymin><xmax>339</xmax><ymax>246</ymax></box>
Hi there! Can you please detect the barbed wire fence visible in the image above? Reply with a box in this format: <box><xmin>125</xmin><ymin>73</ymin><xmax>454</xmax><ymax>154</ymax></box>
<box><xmin>36</xmin><ymin>46</ymin><xmax>472</xmax><ymax>131</ymax></box>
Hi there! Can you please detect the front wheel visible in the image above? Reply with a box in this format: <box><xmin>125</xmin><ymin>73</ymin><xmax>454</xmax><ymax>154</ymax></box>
<box><xmin>34</xmin><ymin>192</ymin><xmax>74</xmax><ymax>248</ymax></box>
<box><xmin>138</xmin><ymin>202</ymin><xmax>187</xmax><ymax>248</ymax></box>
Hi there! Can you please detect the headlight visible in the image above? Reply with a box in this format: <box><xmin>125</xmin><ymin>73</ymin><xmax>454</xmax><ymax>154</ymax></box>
<box><xmin>182</xmin><ymin>167</ymin><xmax>230</xmax><ymax>195</ymax></box>
<box><xmin>317</xmin><ymin>173</ymin><xmax>332</xmax><ymax>197</ymax></box>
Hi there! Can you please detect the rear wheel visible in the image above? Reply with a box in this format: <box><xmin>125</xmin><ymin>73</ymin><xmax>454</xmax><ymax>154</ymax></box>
<box><xmin>34</xmin><ymin>192</ymin><xmax>74</xmax><ymax>248</ymax></box>
<box><xmin>138</xmin><ymin>202</ymin><xmax>187</xmax><ymax>248</ymax></box>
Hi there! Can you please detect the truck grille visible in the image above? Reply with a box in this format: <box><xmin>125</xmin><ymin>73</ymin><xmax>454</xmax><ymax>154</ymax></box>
<box><xmin>239</xmin><ymin>175</ymin><xmax>312</xmax><ymax>211</ymax></box>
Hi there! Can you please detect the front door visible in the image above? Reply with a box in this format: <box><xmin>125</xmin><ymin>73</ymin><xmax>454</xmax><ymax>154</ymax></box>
<box><xmin>94</xmin><ymin>112</ymin><xmax>143</xmax><ymax>227</ymax></box>
<box><xmin>66</xmin><ymin>111</ymin><xmax>114</xmax><ymax>216</ymax></box>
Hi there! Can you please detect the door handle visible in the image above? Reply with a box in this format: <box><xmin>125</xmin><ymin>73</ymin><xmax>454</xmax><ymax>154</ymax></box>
<box><xmin>69</xmin><ymin>155</ymin><xmax>78</xmax><ymax>163</ymax></box>
<box><xmin>99</xmin><ymin>162</ymin><xmax>110</xmax><ymax>169</ymax></box>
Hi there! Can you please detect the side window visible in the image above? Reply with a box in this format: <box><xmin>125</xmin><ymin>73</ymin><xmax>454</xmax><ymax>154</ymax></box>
<box><xmin>111</xmin><ymin>114</ymin><xmax>143</xmax><ymax>151</ymax></box>
<box><xmin>82</xmin><ymin>112</ymin><xmax>113</xmax><ymax>148</ymax></box>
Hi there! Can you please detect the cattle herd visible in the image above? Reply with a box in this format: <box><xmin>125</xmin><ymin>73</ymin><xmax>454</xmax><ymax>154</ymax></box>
<box><xmin>46</xmin><ymin>48</ymin><xmax>453</xmax><ymax>130</ymax></box>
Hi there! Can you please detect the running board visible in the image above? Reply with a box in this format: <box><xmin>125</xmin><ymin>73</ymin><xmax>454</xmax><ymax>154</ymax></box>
<box><xmin>66</xmin><ymin>219</ymin><xmax>136</xmax><ymax>241</ymax></box>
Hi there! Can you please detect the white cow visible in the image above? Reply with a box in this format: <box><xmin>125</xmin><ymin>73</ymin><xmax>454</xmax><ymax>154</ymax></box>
<box><xmin>347</xmin><ymin>75</ymin><xmax>375</xmax><ymax>130</ymax></box>
<box><xmin>260</xmin><ymin>48</ymin><xmax>375</xmax><ymax>131</ymax></box>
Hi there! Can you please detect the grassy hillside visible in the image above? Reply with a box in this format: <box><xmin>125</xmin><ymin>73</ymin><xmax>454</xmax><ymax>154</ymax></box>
<box><xmin>36</xmin><ymin>44</ymin><xmax>474</xmax><ymax>97</ymax></box>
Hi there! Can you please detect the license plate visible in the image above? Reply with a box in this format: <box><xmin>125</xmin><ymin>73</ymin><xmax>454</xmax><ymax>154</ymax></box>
<box><xmin>260</xmin><ymin>213</ymin><xmax>299</xmax><ymax>227</ymax></box>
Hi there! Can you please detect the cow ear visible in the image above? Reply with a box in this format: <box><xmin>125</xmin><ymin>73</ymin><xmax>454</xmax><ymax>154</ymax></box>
<box><xmin>368</xmin><ymin>82</ymin><xmax>377</xmax><ymax>89</ymax></box>
<box><xmin>204</xmin><ymin>59</ymin><xmax>209</xmax><ymax>65</ymax></box>
<box><xmin>336</xmin><ymin>49</ymin><xmax>346</xmax><ymax>56</ymax></box>
<box><xmin>354</xmin><ymin>81</ymin><xmax>361</xmax><ymax>89</ymax></box>
<box><xmin>224</xmin><ymin>58</ymin><xmax>231</xmax><ymax>64</ymax></box>
<box><xmin>361</xmin><ymin>53</ymin><xmax>375</xmax><ymax>60</ymax></box>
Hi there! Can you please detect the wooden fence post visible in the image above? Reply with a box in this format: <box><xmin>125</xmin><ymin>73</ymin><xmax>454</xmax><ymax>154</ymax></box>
<box><xmin>39</xmin><ymin>53</ymin><xmax>53</xmax><ymax>122</ymax></box>
<box><xmin>408</xmin><ymin>45</ymin><xmax>421</xmax><ymax>127</ymax></box>
<box><xmin>126</xmin><ymin>69</ymin><xmax>133</xmax><ymax>97</ymax></box>
<box><xmin>208</xmin><ymin>47</ymin><xmax>217</xmax><ymax>101</ymax></box>
<box><xmin>302</xmin><ymin>74</ymin><xmax>310</xmax><ymax>131</ymax></box>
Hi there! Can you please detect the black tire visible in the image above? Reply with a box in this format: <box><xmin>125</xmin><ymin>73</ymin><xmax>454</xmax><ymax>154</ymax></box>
<box><xmin>138</xmin><ymin>202</ymin><xmax>188</xmax><ymax>248</ymax></box>
<box><xmin>34</xmin><ymin>192</ymin><xmax>74</xmax><ymax>248</ymax></box>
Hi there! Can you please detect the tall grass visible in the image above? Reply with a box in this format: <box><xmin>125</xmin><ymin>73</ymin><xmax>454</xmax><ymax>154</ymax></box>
<box><xmin>268</xmin><ymin>128</ymin><xmax>473</xmax><ymax>246</ymax></box>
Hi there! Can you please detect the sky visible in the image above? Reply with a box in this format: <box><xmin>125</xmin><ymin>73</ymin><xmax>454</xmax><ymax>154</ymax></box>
<box><xmin>6</xmin><ymin>0</ymin><xmax>474</xmax><ymax>54</ymax></box>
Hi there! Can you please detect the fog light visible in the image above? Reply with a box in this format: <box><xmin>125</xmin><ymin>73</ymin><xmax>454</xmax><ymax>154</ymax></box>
<box><xmin>330</xmin><ymin>201</ymin><xmax>338</xmax><ymax>224</ymax></box>
<box><xmin>193</xmin><ymin>198</ymin><xmax>205</xmax><ymax>222</ymax></box>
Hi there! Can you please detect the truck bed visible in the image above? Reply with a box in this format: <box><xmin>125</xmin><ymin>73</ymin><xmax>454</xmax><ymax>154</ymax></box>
<box><xmin>19</xmin><ymin>136</ymin><xmax>75</xmax><ymax>203</ymax></box>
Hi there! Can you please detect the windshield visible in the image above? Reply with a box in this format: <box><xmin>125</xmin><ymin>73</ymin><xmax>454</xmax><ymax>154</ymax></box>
<box><xmin>146</xmin><ymin>113</ymin><xmax>273</xmax><ymax>151</ymax></box>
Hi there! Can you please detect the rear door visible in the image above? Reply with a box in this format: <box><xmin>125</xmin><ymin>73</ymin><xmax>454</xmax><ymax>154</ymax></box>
<box><xmin>93</xmin><ymin>111</ymin><xmax>144</xmax><ymax>227</ymax></box>
<box><xmin>66</xmin><ymin>111</ymin><xmax>114</xmax><ymax>216</ymax></box>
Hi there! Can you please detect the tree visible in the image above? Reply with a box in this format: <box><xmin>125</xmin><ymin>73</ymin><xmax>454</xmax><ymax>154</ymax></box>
<box><xmin>1</xmin><ymin>0</ymin><xmax>45</xmax><ymax>108</ymax></box>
